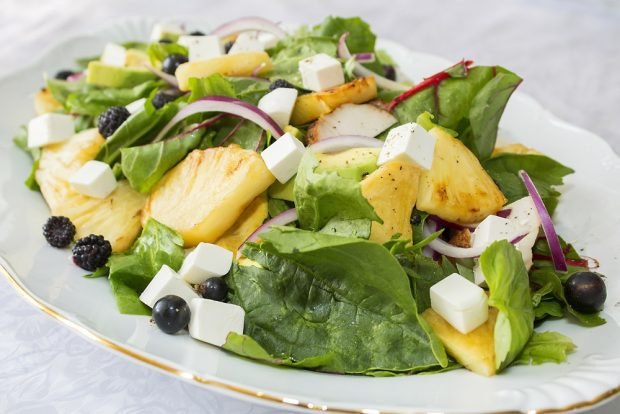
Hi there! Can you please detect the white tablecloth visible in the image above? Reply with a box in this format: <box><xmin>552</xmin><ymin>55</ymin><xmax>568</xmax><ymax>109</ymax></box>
<box><xmin>1</xmin><ymin>0</ymin><xmax>619</xmax><ymax>412</ymax></box>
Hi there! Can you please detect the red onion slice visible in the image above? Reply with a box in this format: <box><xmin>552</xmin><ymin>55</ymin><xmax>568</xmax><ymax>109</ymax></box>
<box><xmin>354</xmin><ymin>52</ymin><xmax>375</xmax><ymax>63</ymax></box>
<box><xmin>337</xmin><ymin>33</ymin><xmax>407</xmax><ymax>91</ymax></box>
<box><xmin>245</xmin><ymin>208</ymin><xmax>298</xmax><ymax>244</ymax></box>
<box><xmin>424</xmin><ymin>223</ymin><xmax>487</xmax><ymax>258</ymax></box>
<box><xmin>308</xmin><ymin>135</ymin><xmax>383</xmax><ymax>153</ymax></box>
<box><xmin>154</xmin><ymin>96</ymin><xmax>284</xmax><ymax>142</ymax></box>
<box><xmin>519</xmin><ymin>170</ymin><xmax>568</xmax><ymax>272</ymax></box>
<box><xmin>210</xmin><ymin>17</ymin><xmax>287</xmax><ymax>39</ymax></box>
<box><xmin>142</xmin><ymin>63</ymin><xmax>179</xmax><ymax>88</ymax></box>
<box><xmin>67</xmin><ymin>72</ymin><xmax>84</xmax><ymax>82</ymax></box>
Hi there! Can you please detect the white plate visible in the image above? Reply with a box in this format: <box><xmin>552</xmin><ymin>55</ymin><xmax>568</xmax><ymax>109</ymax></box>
<box><xmin>1</xmin><ymin>17</ymin><xmax>619</xmax><ymax>414</ymax></box>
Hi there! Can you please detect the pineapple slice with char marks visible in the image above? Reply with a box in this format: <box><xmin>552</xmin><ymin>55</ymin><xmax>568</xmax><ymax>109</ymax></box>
<box><xmin>361</xmin><ymin>160</ymin><xmax>420</xmax><ymax>243</ymax></box>
<box><xmin>423</xmin><ymin>307</ymin><xmax>498</xmax><ymax>376</ymax></box>
<box><xmin>34</xmin><ymin>88</ymin><xmax>63</xmax><ymax>115</ymax></box>
<box><xmin>215</xmin><ymin>193</ymin><xmax>268</xmax><ymax>254</ymax></box>
<box><xmin>143</xmin><ymin>145</ymin><xmax>275</xmax><ymax>247</ymax></box>
<box><xmin>35</xmin><ymin>128</ymin><xmax>146</xmax><ymax>252</ymax></box>
<box><xmin>417</xmin><ymin>128</ymin><xmax>506</xmax><ymax>224</ymax></box>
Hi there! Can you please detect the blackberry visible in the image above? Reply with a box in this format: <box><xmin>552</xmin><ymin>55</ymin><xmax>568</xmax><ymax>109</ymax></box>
<box><xmin>152</xmin><ymin>89</ymin><xmax>182</xmax><ymax>109</ymax></box>
<box><xmin>223</xmin><ymin>41</ymin><xmax>234</xmax><ymax>54</ymax></box>
<box><xmin>161</xmin><ymin>53</ymin><xmax>188</xmax><ymax>75</ymax></box>
<box><xmin>54</xmin><ymin>70</ymin><xmax>75</xmax><ymax>80</ymax></box>
<box><xmin>158</xmin><ymin>38</ymin><xmax>173</xmax><ymax>44</ymax></box>
<box><xmin>382</xmin><ymin>64</ymin><xmax>397</xmax><ymax>81</ymax></box>
<box><xmin>42</xmin><ymin>216</ymin><xmax>76</xmax><ymax>248</ymax></box>
<box><xmin>189</xmin><ymin>30</ymin><xmax>205</xmax><ymax>36</ymax></box>
<box><xmin>97</xmin><ymin>106</ymin><xmax>130</xmax><ymax>138</ymax></box>
<box><xmin>72</xmin><ymin>235</ymin><xmax>112</xmax><ymax>271</ymax></box>
<box><xmin>268</xmin><ymin>79</ymin><xmax>296</xmax><ymax>92</ymax></box>
<box><xmin>410</xmin><ymin>213</ymin><xmax>422</xmax><ymax>226</ymax></box>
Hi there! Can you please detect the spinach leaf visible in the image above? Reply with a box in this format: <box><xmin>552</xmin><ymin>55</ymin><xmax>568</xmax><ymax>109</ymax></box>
<box><xmin>229</xmin><ymin>77</ymin><xmax>270</xmax><ymax>105</ymax></box>
<box><xmin>227</xmin><ymin>227</ymin><xmax>447</xmax><ymax>374</ymax></box>
<box><xmin>269</xmin><ymin>36</ymin><xmax>337</xmax><ymax>87</ymax></box>
<box><xmin>483</xmin><ymin>153</ymin><xmax>574</xmax><ymax>215</ymax></box>
<box><xmin>480</xmin><ymin>240</ymin><xmax>534</xmax><ymax>371</ymax></box>
<box><xmin>393</xmin><ymin>64</ymin><xmax>521</xmax><ymax>160</ymax></box>
<box><xmin>318</xmin><ymin>217</ymin><xmax>371</xmax><ymax>238</ymax></box>
<box><xmin>294</xmin><ymin>151</ymin><xmax>380</xmax><ymax>231</ymax></box>
<box><xmin>513</xmin><ymin>331</ymin><xmax>576</xmax><ymax>365</ymax></box>
<box><xmin>107</xmin><ymin>219</ymin><xmax>185</xmax><ymax>315</ymax></box>
<box><xmin>121</xmin><ymin>129</ymin><xmax>204</xmax><ymax>193</ymax></box>
<box><xmin>188</xmin><ymin>74</ymin><xmax>236</xmax><ymax>102</ymax></box>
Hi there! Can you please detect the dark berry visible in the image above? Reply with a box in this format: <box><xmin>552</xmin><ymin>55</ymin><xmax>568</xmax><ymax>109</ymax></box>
<box><xmin>152</xmin><ymin>89</ymin><xmax>182</xmax><ymax>109</ymax></box>
<box><xmin>189</xmin><ymin>30</ymin><xmax>205</xmax><ymax>36</ymax></box>
<box><xmin>198</xmin><ymin>277</ymin><xmax>229</xmax><ymax>301</ymax></box>
<box><xmin>564</xmin><ymin>272</ymin><xmax>606</xmax><ymax>313</ymax></box>
<box><xmin>152</xmin><ymin>295</ymin><xmax>191</xmax><ymax>334</ymax></box>
<box><xmin>268</xmin><ymin>79</ymin><xmax>296</xmax><ymax>92</ymax></box>
<box><xmin>410</xmin><ymin>213</ymin><xmax>422</xmax><ymax>226</ymax></box>
<box><xmin>382</xmin><ymin>64</ymin><xmax>397</xmax><ymax>81</ymax></box>
<box><xmin>54</xmin><ymin>70</ymin><xmax>75</xmax><ymax>80</ymax></box>
<box><xmin>43</xmin><ymin>216</ymin><xmax>76</xmax><ymax>248</ymax></box>
<box><xmin>97</xmin><ymin>106</ymin><xmax>130</xmax><ymax>138</ymax></box>
<box><xmin>158</xmin><ymin>38</ymin><xmax>173</xmax><ymax>44</ymax></box>
<box><xmin>223</xmin><ymin>41</ymin><xmax>234</xmax><ymax>54</ymax></box>
<box><xmin>72</xmin><ymin>235</ymin><xmax>112</xmax><ymax>271</ymax></box>
<box><xmin>161</xmin><ymin>53</ymin><xmax>188</xmax><ymax>75</ymax></box>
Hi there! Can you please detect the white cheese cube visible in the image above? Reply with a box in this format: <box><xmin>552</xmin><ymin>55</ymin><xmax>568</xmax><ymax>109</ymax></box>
<box><xmin>258</xmin><ymin>32</ymin><xmax>279</xmax><ymax>49</ymax></box>
<box><xmin>178</xmin><ymin>243</ymin><xmax>233</xmax><ymax>284</ymax></box>
<box><xmin>150</xmin><ymin>23</ymin><xmax>184</xmax><ymax>42</ymax></box>
<box><xmin>139</xmin><ymin>265</ymin><xmax>199</xmax><ymax>308</ymax></box>
<box><xmin>473</xmin><ymin>261</ymin><xmax>486</xmax><ymax>286</ymax></box>
<box><xmin>505</xmin><ymin>196</ymin><xmax>541</xmax><ymax>234</ymax></box>
<box><xmin>260</xmin><ymin>133</ymin><xmax>306</xmax><ymax>183</ymax></box>
<box><xmin>471</xmin><ymin>215</ymin><xmax>517</xmax><ymax>251</ymax></box>
<box><xmin>298</xmin><ymin>53</ymin><xmax>344</xmax><ymax>92</ymax></box>
<box><xmin>430</xmin><ymin>273</ymin><xmax>488</xmax><ymax>334</ymax></box>
<box><xmin>377</xmin><ymin>122</ymin><xmax>436</xmax><ymax>169</ymax></box>
<box><xmin>100</xmin><ymin>43</ymin><xmax>127</xmax><ymax>67</ymax></box>
<box><xmin>189</xmin><ymin>298</ymin><xmax>245</xmax><ymax>347</ymax></box>
<box><xmin>125</xmin><ymin>98</ymin><xmax>146</xmax><ymax>114</ymax></box>
<box><xmin>182</xmin><ymin>35</ymin><xmax>223</xmax><ymax>62</ymax></box>
<box><xmin>228</xmin><ymin>32</ymin><xmax>265</xmax><ymax>54</ymax></box>
<box><xmin>257</xmin><ymin>88</ymin><xmax>298</xmax><ymax>128</ymax></box>
<box><xmin>27</xmin><ymin>113</ymin><xmax>75</xmax><ymax>148</ymax></box>
<box><xmin>69</xmin><ymin>160</ymin><xmax>117</xmax><ymax>199</ymax></box>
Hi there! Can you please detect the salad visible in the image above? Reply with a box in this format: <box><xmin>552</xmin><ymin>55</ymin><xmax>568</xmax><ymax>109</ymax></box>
<box><xmin>14</xmin><ymin>16</ymin><xmax>608</xmax><ymax>377</ymax></box>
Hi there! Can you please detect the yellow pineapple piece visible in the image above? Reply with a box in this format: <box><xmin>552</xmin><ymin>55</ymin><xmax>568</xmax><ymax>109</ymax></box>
<box><xmin>361</xmin><ymin>160</ymin><xmax>420</xmax><ymax>243</ymax></box>
<box><xmin>176</xmin><ymin>52</ymin><xmax>272</xmax><ymax>91</ymax></box>
<box><xmin>290</xmin><ymin>76</ymin><xmax>377</xmax><ymax>125</ymax></box>
<box><xmin>35</xmin><ymin>129</ymin><xmax>146</xmax><ymax>252</ymax></box>
<box><xmin>143</xmin><ymin>145</ymin><xmax>275</xmax><ymax>247</ymax></box>
<box><xmin>492</xmin><ymin>143</ymin><xmax>542</xmax><ymax>156</ymax></box>
<box><xmin>215</xmin><ymin>193</ymin><xmax>268</xmax><ymax>254</ymax></box>
<box><xmin>125</xmin><ymin>49</ymin><xmax>150</xmax><ymax>68</ymax></box>
<box><xmin>34</xmin><ymin>88</ymin><xmax>63</xmax><ymax>115</ymax></box>
<box><xmin>423</xmin><ymin>307</ymin><xmax>498</xmax><ymax>376</ymax></box>
<box><xmin>416</xmin><ymin>128</ymin><xmax>507</xmax><ymax>224</ymax></box>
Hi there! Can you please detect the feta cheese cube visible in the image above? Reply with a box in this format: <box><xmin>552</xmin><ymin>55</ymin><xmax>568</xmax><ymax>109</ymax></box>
<box><xmin>125</xmin><ymin>98</ymin><xmax>146</xmax><ymax>114</ymax></box>
<box><xmin>260</xmin><ymin>133</ymin><xmax>305</xmax><ymax>183</ymax></box>
<box><xmin>150</xmin><ymin>23</ymin><xmax>184</xmax><ymax>42</ymax></box>
<box><xmin>139</xmin><ymin>265</ymin><xmax>199</xmax><ymax>308</ymax></box>
<box><xmin>257</xmin><ymin>88</ymin><xmax>298</xmax><ymax>128</ymax></box>
<box><xmin>473</xmin><ymin>261</ymin><xmax>486</xmax><ymax>286</ymax></box>
<box><xmin>430</xmin><ymin>273</ymin><xmax>488</xmax><ymax>334</ymax></box>
<box><xmin>27</xmin><ymin>113</ymin><xmax>75</xmax><ymax>148</ymax></box>
<box><xmin>100</xmin><ymin>43</ymin><xmax>127</xmax><ymax>67</ymax></box>
<box><xmin>505</xmin><ymin>196</ymin><xmax>541</xmax><ymax>234</ymax></box>
<box><xmin>178</xmin><ymin>243</ymin><xmax>233</xmax><ymax>284</ymax></box>
<box><xmin>69</xmin><ymin>160</ymin><xmax>117</xmax><ymax>199</ymax></box>
<box><xmin>298</xmin><ymin>53</ymin><xmax>344</xmax><ymax>92</ymax></box>
<box><xmin>377</xmin><ymin>122</ymin><xmax>436</xmax><ymax>170</ymax></box>
<box><xmin>228</xmin><ymin>32</ymin><xmax>265</xmax><ymax>54</ymax></box>
<box><xmin>189</xmin><ymin>298</ymin><xmax>245</xmax><ymax>347</ymax></box>
<box><xmin>471</xmin><ymin>215</ymin><xmax>517</xmax><ymax>251</ymax></box>
<box><xmin>258</xmin><ymin>32</ymin><xmax>279</xmax><ymax>49</ymax></box>
<box><xmin>181</xmin><ymin>35</ymin><xmax>223</xmax><ymax>61</ymax></box>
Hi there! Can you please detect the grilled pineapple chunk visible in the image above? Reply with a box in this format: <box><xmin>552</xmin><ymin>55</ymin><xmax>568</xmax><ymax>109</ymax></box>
<box><xmin>290</xmin><ymin>76</ymin><xmax>377</xmax><ymax>125</ymax></box>
<box><xmin>34</xmin><ymin>88</ymin><xmax>63</xmax><ymax>115</ymax></box>
<box><xmin>143</xmin><ymin>145</ymin><xmax>275</xmax><ymax>247</ymax></box>
<box><xmin>35</xmin><ymin>129</ymin><xmax>146</xmax><ymax>252</ymax></box>
<box><xmin>417</xmin><ymin>128</ymin><xmax>506</xmax><ymax>224</ymax></box>
<box><xmin>423</xmin><ymin>307</ymin><xmax>498</xmax><ymax>376</ymax></box>
<box><xmin>215</xmin><ymin>193</ymin><xmax>268</xmax><ymax>254</ymax></box>
<box><xmin>361</xmin><ymin>160</ymin><xmax>420</xmax><ymax>243</ymax></box>
<box><xmin>492</xmin><ymin>143</ymin><xmax>541</xmax><ymax>156</ymax></box>
<box><xmin>176</xmin><ymin>52</ymin><xmax>272</xmax><ymax>91</ymax></box>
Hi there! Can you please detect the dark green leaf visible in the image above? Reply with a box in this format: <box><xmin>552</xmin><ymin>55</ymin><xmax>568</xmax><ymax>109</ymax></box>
<box><xmin>318</xmin><ymin>217</ymin><xmax>371</xmax><ymax>238</ymax></box>
<box><xmin>188</xmin><ymin>74</ymin><xmax>236</xmax><ymax>103</ymax></box>
<box><xmin>397</xmin><ymin>251</ymin><xmax>454</xmax><ymax>313</ymax></box>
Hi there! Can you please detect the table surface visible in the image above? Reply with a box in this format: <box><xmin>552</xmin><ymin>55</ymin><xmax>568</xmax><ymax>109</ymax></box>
<box><xmin>1</xmin><ymin>0</ymin><xmax>619</xmax><ymax>412</ymax></box>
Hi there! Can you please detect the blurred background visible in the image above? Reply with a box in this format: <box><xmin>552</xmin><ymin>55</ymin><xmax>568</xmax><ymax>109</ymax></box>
<box><xmin>1</xmin><ymin>0</ymin><xmax>619</xmax><ymax>412</ymax></box>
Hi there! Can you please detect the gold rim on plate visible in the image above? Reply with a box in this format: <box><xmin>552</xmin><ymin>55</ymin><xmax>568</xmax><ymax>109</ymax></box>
<box><xmin>1</xmin><ymin>260</ymin><xmax>618</xmax><ymax>414</ymax></box>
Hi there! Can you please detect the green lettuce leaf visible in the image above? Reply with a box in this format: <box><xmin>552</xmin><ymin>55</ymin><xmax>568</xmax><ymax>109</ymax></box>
<box><xmin>483</xmin><ymin>153</ymin><xmax>574</xmax><ymax>215</ymax></box>
<box><xmin>147</xmin><ymin>42</ymin><xmax>187</xmax><ymax>66</ymax></box>
<box><xmin>294</xmin><ymin>151</ymin><xmax>380</xmax><ymax>231</ymax></box>
<box><xmin>513</xmin><ymin>331</ymin><xmax>576</xmax><ymax>365</ymax></box>
<box><xmin>188</xmin><ymin>74</ymin><xmax>236</xmax><ymax>102</ymax></box>
<box><xmin>107</xmin><ymin>218</ymin><xmax>185</xmax><ymax>315</ymax></box>
<box><xmin>480</xmin><ymin>240</ymin><xmax>534</xmax><ymax>371</ymax></box>
<box><xmin>318</xmin><ymin>217</ymin><xmax>371</xmax><ymax>238</ymax></box>
<box><xmin>226</xmin><ymin>227</ymin><xmax>447</xmax><ymax>374</ymax></box>
<box><xmin>13</xmin><ymin>126</ymin><xmax>41</xmax><ymax>191</ymax></box>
